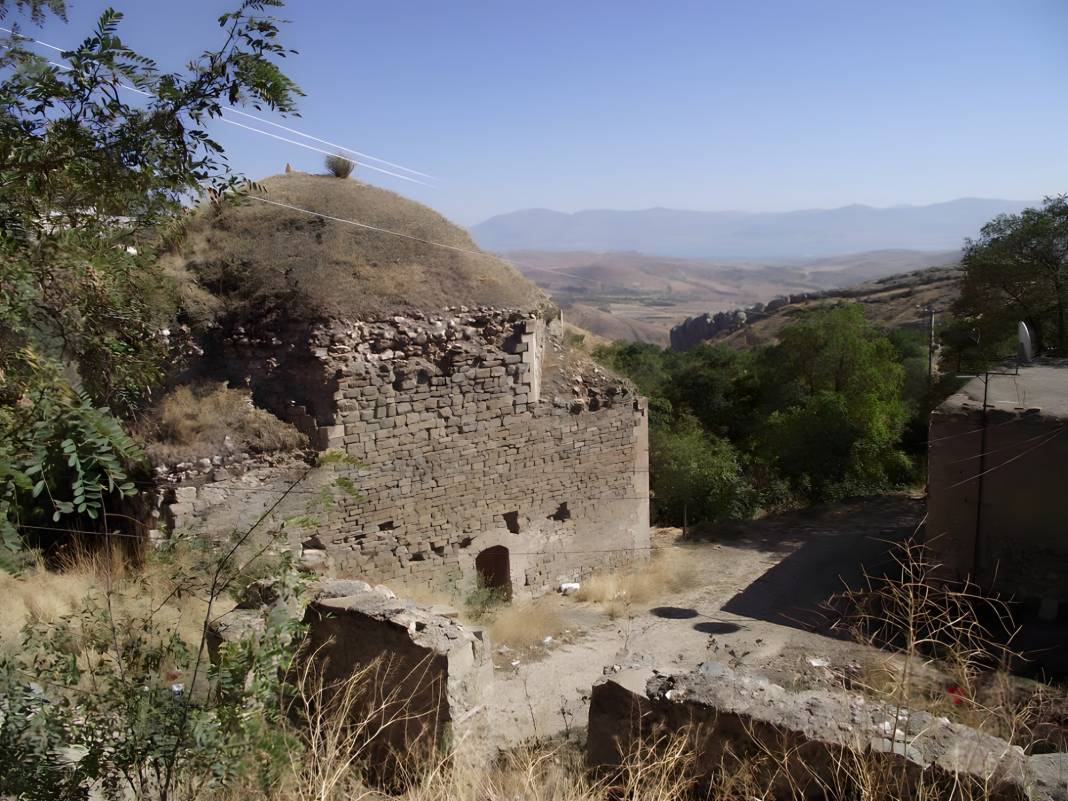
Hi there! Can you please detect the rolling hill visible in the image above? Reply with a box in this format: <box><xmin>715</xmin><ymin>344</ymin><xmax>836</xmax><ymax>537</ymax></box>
<box><xmin>510</xmin><ymin>248</ymin><xmax>960</xmax><ymax>345</ymax></box>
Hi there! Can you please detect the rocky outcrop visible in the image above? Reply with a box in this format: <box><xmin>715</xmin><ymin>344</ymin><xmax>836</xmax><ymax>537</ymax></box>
<box><xmin>668</xmin><ymin>265</ymin><xmax>962</xmax><ymax>351</ymax></box>
<box><xmin>588</xmin><ymin>662</ymin><xmax>1067</xmax><ymax>800</ymax></box>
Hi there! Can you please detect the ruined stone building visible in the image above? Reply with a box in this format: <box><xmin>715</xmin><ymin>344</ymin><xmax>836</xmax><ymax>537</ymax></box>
<box><xmin>926</xmin><ymin>360</ymin><xmax>1068</xmax><ymax>617</ymax></box>
<box><xmin>157</xmin><ymin>173</ymin><xmax>649</xmax><ymax>598</ymax></box>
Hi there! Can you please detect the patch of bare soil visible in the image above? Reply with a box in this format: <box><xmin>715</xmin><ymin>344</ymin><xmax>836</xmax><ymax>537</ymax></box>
<box><xmin>481</xmin><ymin>495</ymin><xmax>927</xmax><ymax>744</ymax></box>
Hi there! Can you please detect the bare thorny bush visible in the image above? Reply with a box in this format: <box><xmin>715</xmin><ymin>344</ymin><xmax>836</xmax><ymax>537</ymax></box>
<box><xmin>825</xmin><ymin>537</ymin><xmax>1068</xmax><ymax>751</ymax></box>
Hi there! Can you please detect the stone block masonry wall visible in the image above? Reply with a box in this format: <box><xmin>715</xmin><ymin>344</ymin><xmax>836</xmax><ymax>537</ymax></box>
<box><xmin>164</xmin><ymin>307</ymin><xmax>650</xmax><ymax>597</ymax></box>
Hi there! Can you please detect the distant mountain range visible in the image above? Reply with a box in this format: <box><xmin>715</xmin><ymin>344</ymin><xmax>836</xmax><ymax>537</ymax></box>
<box><xmin>471</xmin><ymin>198</ymin><xmax>1034</xmax><ymax>258</ymax></box>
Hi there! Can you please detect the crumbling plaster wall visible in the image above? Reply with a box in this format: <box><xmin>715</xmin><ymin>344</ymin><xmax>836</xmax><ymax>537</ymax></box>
<box><xmin>163</xmin><ymin>307</ymin><xmax>650</xmax><ymax>596</ymax></box>
<box><xmin>926</xmin><ymin>373</ymin><xmax>1068</xmax><ymax>606</ymax></box>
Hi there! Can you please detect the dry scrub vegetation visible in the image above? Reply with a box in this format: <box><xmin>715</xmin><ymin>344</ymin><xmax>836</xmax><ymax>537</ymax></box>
<box><xmin>136</xmin><ymin>381</ymin><xmax>307</xmax><ymax>465</ymax></box>
<box><xmin>229</xmin><ymin>666</ymin><xmax>1031</xmax><ymax>801</ymax></box>
<box><xmin>0</xmin><ymin>543</ymin><xmax>230</xmax><ymax>656</ymax></box>
<box><xmin>827</xmin><ymin>539</ymin><xmax>1068</xmax><ymax>752</ymax></box>
<box><xmin>575</xmin><ymin>548</ymin><xmax>700</xmax><ymax>618</ymax></box>
<box><xmin>486</xmin><ymin>598</ymin><xmax>569</xmax><ymax>651</ymax></box>
<box><xmin>163</xmin><ymin>173</ymin><xmax>545</xmax><ymax>328</ymax></box>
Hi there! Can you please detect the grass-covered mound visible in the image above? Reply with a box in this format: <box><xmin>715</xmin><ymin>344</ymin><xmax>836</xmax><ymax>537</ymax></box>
<box><xmin>165</xmin><ymin>173</ymin><xmax>546</xmax><ymax>328</ymax></box>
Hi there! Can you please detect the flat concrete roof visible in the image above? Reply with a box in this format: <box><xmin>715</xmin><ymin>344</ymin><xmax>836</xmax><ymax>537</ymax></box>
<box><xmin>937</xmin><ymin>359</ymin><xmax>1068</xmax><ymax>420</ymax></box>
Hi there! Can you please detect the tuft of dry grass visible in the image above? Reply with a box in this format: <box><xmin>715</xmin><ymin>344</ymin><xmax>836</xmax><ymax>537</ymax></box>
<box><xmin>486</xmin><ymin>599</ymin><xmax>568</xmax><ymax>651</ymax></box>
<box><xmin>0</xmin><ymin>544</ymin><xmax>230</xmax><ymax>656</ymax></box>
<box><xmin>324</xmin><ymin>153</ymin><xmax>354</xmax><ymax>179</ymax></box>
<box><xmin>829</xmin><ymin>538</ymin><xmax>1068</xmax><ymax>750</ymax></box>
<box><xmin>137</xmin><ymin>381</ymin><xmax>306</xmax><ymax>465</ymax></box>
<box><xmin>575</xmin><ymin>549</ymin><xmax>700</xmax><ymax>617</ymax></box>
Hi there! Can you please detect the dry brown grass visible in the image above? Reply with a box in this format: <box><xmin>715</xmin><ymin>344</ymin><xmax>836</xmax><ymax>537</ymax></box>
<box><xmin>164</xmin><ymin>173</ymin><xmax>546</xmax><ymax>328</ymax></box>
<box><xmin>829</xmin><ymin>538</ymin><xmax>1068</xmax><ymax>750</ymax></box>
<box><xmin>0</xmin><ymin>544</ymin><xmax>230</xmax><ymax>656</ymax></box>
<box><xmin>575</xmin><ymin>549</ymin><xmax>700</xmax><ymax>618</ymax></box>
<box><xmin>136</xmin><ymin>381</ymin><xmax>306</xmax><ymax>465</ymax></box>
<box><xmin>486</xmin><ymin>598</ymin><xmax>569</xmax><ymax>651</ymax></box>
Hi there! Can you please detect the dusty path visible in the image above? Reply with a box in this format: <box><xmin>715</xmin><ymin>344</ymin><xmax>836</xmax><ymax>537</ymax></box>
<box><xmin>481</xmin><ymin>495</ymin><xmax>924</xmax><ymax>745</ymax></box>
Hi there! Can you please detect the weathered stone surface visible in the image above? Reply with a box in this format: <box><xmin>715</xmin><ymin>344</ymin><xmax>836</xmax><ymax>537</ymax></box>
<box><xmin>588</xmin><ymin>662</ymin><xmax>1058</xmax><ymax>800</ymax></box>
<box><xmin>670</xmin><ymin>309</ymin><xmax>750</xmax><ymax>351</ymax></box>
<box><xmin>301</xmin><ymin>582</ymin><xmax>493</xmax><ymax>768</ymax></box>
<box><xmin>161</xmin><ymin>307</ymin><xmax>650</xmax><ymax>597</ymax></box>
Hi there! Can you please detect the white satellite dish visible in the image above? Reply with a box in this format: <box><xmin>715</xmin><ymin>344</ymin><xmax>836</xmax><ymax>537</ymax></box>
<box><xmin>1017</xmin><ymin>321</ymin><xmax>1034</xmax><ymax>363</ymax></box>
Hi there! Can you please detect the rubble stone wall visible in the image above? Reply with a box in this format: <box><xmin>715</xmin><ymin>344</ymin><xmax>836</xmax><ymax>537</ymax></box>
<box><xmin>163</xmin><ymin>308</ymin><xmax>650</xmax><ymax>596</ymax></box>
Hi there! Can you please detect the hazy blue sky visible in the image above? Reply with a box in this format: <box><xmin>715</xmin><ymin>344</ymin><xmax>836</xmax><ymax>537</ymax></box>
<box><xmin>21</xmin><ymin>0</ymin><xmax>1068</xmax><ymax>224</ymax></box>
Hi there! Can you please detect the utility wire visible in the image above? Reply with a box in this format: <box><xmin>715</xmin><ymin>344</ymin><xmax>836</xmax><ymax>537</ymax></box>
<box><xmin>219</xmin><ymin>106</ymin><xmax>436</xmax><ymax>179</ymax></box>
<box><xmin>0</xmin><ymin>25</ymin><xmax>436</xmax><ymax>184</ymax></box>
<box><xmin>217</xmin><ymin>118</ymin><xmax>435</xmax><ymax>186</ymax></box>
<box><xmin>245</xmin><ymin>195</ymin><xmax>494</xmax><ymax>255</ymax></box>
<box><xmin>945</xmin><ymin>426</ymin><xmax>1065</xmax><ymax>490</ymax></box>
<box><xmin>944</xmin><ymin>425</ymin><xmax>1064</xmax><ymax>465</ymax></box>
<box><xmin>15</xmin><ymin>522</ymin><xmax>675</xmax><ymax>557</ymax></box>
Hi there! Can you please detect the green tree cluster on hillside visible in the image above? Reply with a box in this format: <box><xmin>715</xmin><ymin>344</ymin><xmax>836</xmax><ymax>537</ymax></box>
<box><xmin>951</xmin><ymin>195</ymin><xmax>1068</xmax><ymax>364</ymax></box>
<box><xmin>0</xmin><ymin>1</ymin><xmax>300</xmax><ymax>561</ymax></box>
<box><xmin>595</xmin><ymin>305</ymin><xmax>919</xmax><ymax>526</ymax></box>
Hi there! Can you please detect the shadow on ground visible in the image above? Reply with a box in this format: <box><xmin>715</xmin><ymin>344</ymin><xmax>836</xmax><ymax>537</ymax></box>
<box><xmin>718</xmin><ymin>495</ymin><xmax>925</xmax><ymax>634</ymax></box>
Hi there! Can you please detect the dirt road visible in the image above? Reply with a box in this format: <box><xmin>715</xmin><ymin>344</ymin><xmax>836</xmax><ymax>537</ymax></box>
<box><xmin>483</xmin><ymin>495</ymin><xmax>924</xmax><ymax>745</ymax></box>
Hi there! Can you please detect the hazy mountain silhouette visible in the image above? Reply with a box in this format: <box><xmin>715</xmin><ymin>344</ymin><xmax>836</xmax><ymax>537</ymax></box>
<box><xmin>471</xmin><ymin>198</ymin><xmax>1035</xmax><ymax>258</ymax></box>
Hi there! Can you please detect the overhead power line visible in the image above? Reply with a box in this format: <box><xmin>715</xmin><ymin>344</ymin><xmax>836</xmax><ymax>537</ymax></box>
<box><xmin>246</xmin><ymin>195</ymin><xmax>494</xmax><ymax>255</ymax></box>
<box><xmin>217</xmin><ymin>118</ymin><xmax>434</xmax><ymax>186</ymax></box>
<box><xmin>0</xmin><ymin>25</ymin><xmax>436</xmax><ymax>184</ymax></box>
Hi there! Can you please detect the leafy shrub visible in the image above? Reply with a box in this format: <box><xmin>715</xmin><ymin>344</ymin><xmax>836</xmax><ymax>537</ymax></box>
<box><xmin>1</xmin><ymin>385</ymin><xmax>145</xmax><ymax>566</ymax></box>
<box><xmin>324</xmin><ymin>153</ymin><xmax>355</xmax><ymax>178</ymax></box>
<box><xmin>464</xmin><ymin>579</ymin><xmax>508</xmax><ymax>620</ymax></box>
<box><xmin>0</xmin><ymin>556</ymin><xmax>305</xmax><ymax>801</ymax></box>
<box><xmin>650</xmin><ymin>415</ymin><xmax>754</xmax><ymax>525</ymax></box>
<box><xmin>595</xmin><ymin>305</ymin><xmax>916</xmax><ymax>522</ymax></box>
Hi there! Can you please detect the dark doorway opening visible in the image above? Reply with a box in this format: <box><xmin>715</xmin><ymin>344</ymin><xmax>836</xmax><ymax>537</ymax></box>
<box><xmin>475</xmin><ymin>545</ymin><xmax>512</xmax><ymax>600</ymax></box>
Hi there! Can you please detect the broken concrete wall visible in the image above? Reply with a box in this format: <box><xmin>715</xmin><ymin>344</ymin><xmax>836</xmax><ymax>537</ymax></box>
<box><xmin>163</xmin><ymin>307</ymin><xmax>650</xmax><ymax>597</ymax></box>
<box><xmin>926</xmin><ymin>363</ymin><xmax>1068</xmax><ymax>608</ymax></box>
<box><xmin>588</xmin><ymin>663</ymin><xmax>1065</xmax><ymax>800</ymax></box>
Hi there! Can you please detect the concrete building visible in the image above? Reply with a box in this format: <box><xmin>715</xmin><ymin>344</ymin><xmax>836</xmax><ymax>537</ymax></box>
<box><xmin>926</xmin><ymin>360</ymin><xmax>1068</xmax><ymax>614</ymax></box>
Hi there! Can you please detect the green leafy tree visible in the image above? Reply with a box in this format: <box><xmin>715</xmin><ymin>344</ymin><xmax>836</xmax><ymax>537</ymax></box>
<box><xmin>757</xmin><ymin>305</ymin><xmax>912</xmax><ymax>500</ymax></box>
<box><xmin>956</xmin><ymin>195</ymin><xmax>1068</xmax><ymax>357</ymax></box>
<box><xmin>0</xmin><ymin>1</ymin><xmax>301</xmax><ymax>557</ymax></box>
<box><xmin>650</xmin><ymin>414</ymin><xmax>753</xmax><ymax>525</ymax></box>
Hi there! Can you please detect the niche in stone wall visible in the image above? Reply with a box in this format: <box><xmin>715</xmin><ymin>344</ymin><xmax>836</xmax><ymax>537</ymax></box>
<box><xmin>501</xmin><ymin>511</ymin><xmax>520</xmax><ymax>535</ymax></box>
<box><xmin>548</xmin><ymin>502</ymin><xmax>571</xmax><ymax>522</ymax></box>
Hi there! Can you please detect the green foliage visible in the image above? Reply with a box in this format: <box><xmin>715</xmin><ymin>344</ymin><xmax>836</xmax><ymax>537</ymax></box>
<box><xmin>0</xmin><ymin>2</ymin><xmax>301</xmax><ymax>551</ymax></box>
<box><xmin>0</xmin><ymin>0</ymin><xmax>66</xmax><ymax>23</ymax></box>
<box><xmin>596</xmin><ymin>303</ymin><xmax>918</xmax><ymax>523</ymax></box>
<box><xmin>650</xmin><ymin>415</ymin><xmax>754</xmax><ymax>525</ymax></box>
<box><xmin>324</xmin><ymin>152</ymin><xmax>355</xmax><ymax>178</ymax></box>
<box><xmin>0</xmin><ymin>378</ymin><xmax>146</xmax><ymax>563</ymax></box>
<box><xmin>755</xmin><ymin>305</ymin><xmax>911</xmax><ymax>501</ymax></box>
<box><xmin>0</xmin><ymin>558</ymin><xmax>306</xmax><ymax>801</ymax></box>
<box><xmin>464</xmin><ymin>578</ymin><xmax>508</xmax><ymax>620</ymax></box>
<box><xmin>955</xmin><ymin>195</ymin><xmax>1068</xmax><ymax>357</ymax></box>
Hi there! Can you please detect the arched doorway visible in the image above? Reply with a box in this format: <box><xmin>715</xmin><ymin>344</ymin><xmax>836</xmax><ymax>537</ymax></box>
<box><xmin>475</xmin><ymin>545</ymin><xmax>512</xmax><ymax>600</ymax></box>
